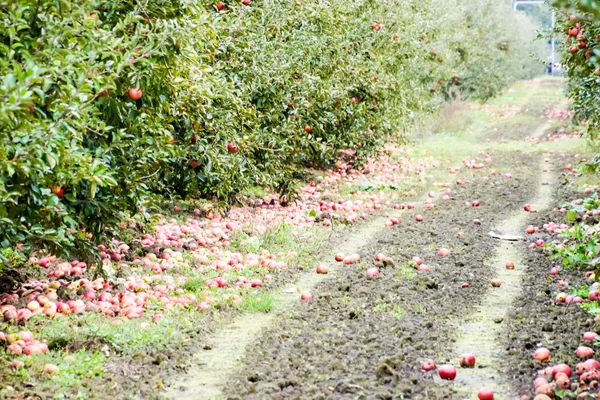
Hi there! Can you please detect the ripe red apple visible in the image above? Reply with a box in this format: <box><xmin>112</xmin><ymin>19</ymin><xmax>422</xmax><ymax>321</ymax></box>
<box><xmin>534</xmin><ymin>377</ymin><xmax>549</xmax><ymax>388</ymax></box>
<box><xmin>366</xmin><ymin>267</ymin><xmax>380</xmax><ymax>278</ymax></box>
<box><xmin>583</xmin><ymin>332</ymin><xmax>598</xmax><ymax>342</ymax></box>
<box><xmin>43</xmin><ymin>364</ymin><xmax>59</xmax><ymax>374</ymax></box>
<box><xmin>576</xmin><ymin>346</ymin><xmax>594</xmax><ymax>358</ymax></box>
<box><xmin>478</xmin><ymin>388</ymin><xmax>494</xmax><ymax>400</ymax></box>
<box><xmin>316</xmin><ymin>265</ymin><xmax>329</xmax><ymax>274</ymax></box>
<box><xmin>10</xmin><ymin>360</ymin><xmax>24</xmax><ymax>370</ymax></box>
<box><xmin>7</xmin><ymin>344</ymin><xmax>22</xmax><ymax>354</ymax></box>
<box><xmin>304</xmin><ymin>125</ymin><xmax>312</xmax><ymax>133</ymax></box>
<box><xmin>227</xmin><ymin>142</ymin><xmax>239</xmax><ymax>154</ymax></box>
<box><xmin>524</xmin><ymin>204</ymin><xmax>531</xmax><ymax>212</ymax></box>
<box><xmin>568</xmin><ymin>27</ymin><xmax>579</xmax><ymax>36</ymax></box>
<box><xmin>242</xmin><ymin>0</ymin><xmax>250</xmax><ymax>4</ymax></box>
<box><xmin>472</xmin><ymin>200</ymin><xmax>480</xmax><ymax>207</ymax></box>
<box><xmin>505</xmin><ymin>261</ymin><xmax>515</xmax><ymax>270</ymax></box>
<box><xmin>534</xmin><ymin>347</ymin><xmax>551</xmax><ymax>362</ymax></box>
<box><xmin>188</xmin><ymin>159</ymin><xmax>199</xmax><ymax>168</ymax></box>
<box><xmin>335</xmin><ymin>253</ymin><xmax>344</xmax><ymax>262</ymax></box>
<box><xmin>412</xmin><ymin>257</ymin><xmax>423</xmax><ymax>265</ymax></box>
<box><xmin>23</xmin><ymin>344</ymin><xmax>44</xmax><ymax>355</ymax></box>
<box><xmin>421</xmin><ymin>359</ymin><xmax>436</xmax><ymax>371</ymax></box>
<box><xmin>438</xmin><ymin>364</ymin><xmax>456</xmax><ymax>380</ymax></box>
<box><xmin>216</xmin><ymin>2</ymin><xmax>225</xmax><ymax>10</ymax></box>
<box><xmin>556</xmin><ymin>292</ymin><xmax>567</xmax><ymax>303</ymax></box>
<box><xmin>300</xmin><ymin>292</ymin><xmax>312</xmax><ymax>301</ymax></box>
<box><xmin>51</xmin><ymin>185</ymin><xmax>65</xmax><ymax>198</ymax></box>
<box><xmin>415</xmin><ymin>215</ymin><xmax>423</xmax><ymax>222</ymax></box>
<box><xmin>127</xmin><ymin>88</ymin><xmax>142</xmax><ymax>101</ymax></box>
<box><xmin>584</xmin><ymin>359</ymin><xmax>600</xmax><ymax>370</ymax></box>
<box><xmin>552</xmin><ymin>363</ymin><xmax>572</xmax><ymax>378</ymax></box>
<box><xmin>490</xmin><ymin>279</ymin><xmax>501</xmax><ymax>287</ymax></box>
<box><xmin>459</xmin><ymin>353</ymin><xmax>476</xmax><ymax>368</ymax></box>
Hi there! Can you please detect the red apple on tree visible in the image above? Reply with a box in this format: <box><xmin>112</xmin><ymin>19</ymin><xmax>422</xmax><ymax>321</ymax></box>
<box><xmin>227</xmin><ymin>142</ymin><xmax>239</xmax><ymax>154</ymax></box>
<box><xmin>51</xmin><ymin>186</ymin><xmax>65</xmax><ymax>198</ymax></box>
<box><xmin>127</xmin><ymin>88</ymin><xmax>143</xmax><ymax>100</ymax></box>
<box><xmin>216</xmin><ymin>2</ymin><xmax>225</xmax><ymax>10</ymax></box>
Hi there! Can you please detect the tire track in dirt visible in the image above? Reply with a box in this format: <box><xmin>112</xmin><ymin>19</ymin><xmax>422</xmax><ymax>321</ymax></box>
<box><xmin>500</xmin><ymin>153</ymin><xmax>594</xmax><ymax>398</ymax></box>
<box><xmin>166</xmin><ymin>205</ymin><xmax>425</xmax><ymax>399</ymax></box>
<box><xmin>453</xmin><ymin>124</ymin><xmax>557</xmax><ymax>398</ymax></box>
<box><xmin>219</xmin><ymin>151</ymin><xmax>543</xmax><ymax>400</ymax></box>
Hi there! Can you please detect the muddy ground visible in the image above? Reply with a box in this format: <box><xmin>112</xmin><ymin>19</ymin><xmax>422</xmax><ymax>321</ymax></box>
<box><xmin>223</xmin><ymin>152</ymin><xmax>542</xmax><ymax>400</ymax></box>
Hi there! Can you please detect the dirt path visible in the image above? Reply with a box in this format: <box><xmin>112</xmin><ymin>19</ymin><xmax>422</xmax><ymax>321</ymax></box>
<box><xmin>162</xmin><ymin>78</ymin><xmax>587</xmax><ymax>400</ymax></box>
<box><xmin>167</xmin><ymin>214</ymin><xmax>411</xmax><ymax>399</ymax></box>
<box><xmin>453</xmin><ymin>133</ymin><xmax>557</xmax><ymax>398</ymax></box>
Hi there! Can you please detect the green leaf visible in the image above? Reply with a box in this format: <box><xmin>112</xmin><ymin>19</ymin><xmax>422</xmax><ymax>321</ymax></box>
<box><xmin>45</xmin><ymin>152</ymin><xmax>57</xmax><ymax>169</ymax></box>
<box><xmin>565</xmin><ymin>210</ymin><xmax>577</xmax><ymax>223</ymax></box>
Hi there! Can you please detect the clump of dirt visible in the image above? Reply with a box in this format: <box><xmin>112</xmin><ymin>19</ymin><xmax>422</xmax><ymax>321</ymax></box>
<box><xmin>224</xmin><ymin>152</ymin><xmax>542</xmax><ymax>399</ymax></box>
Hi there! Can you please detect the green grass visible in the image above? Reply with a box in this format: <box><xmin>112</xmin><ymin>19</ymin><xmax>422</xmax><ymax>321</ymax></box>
<box><xmin>395</xmin><ymin>266</ymin><xmax>415</xmax><ymax>280</ymax></box>
<box><xmin>336</xmin><ymin>180</ymin><xmax>413</xmax><ymax>198</ymax></box>
<box><xmin>33</xmin><ymin>307</ymin><xmax>208</xmax><ymax>356</ymax></box>
<box><xmin>1</xmin><ymin>350</ymin><xmax>104</xmax><ymax>399</ymax></box>
<box><xmin>406</xmin><ymin>77</ymin><xmax>586</xmax><ymax>167</ymax></box>
<box><xmin>231</xmin><ymin>223</ymin><xmax>296</xmax><ymax>254</ymax></box>
<box><xmin>49</xmin><ymin>350</ymin><xmax>104</xmax><ymax>387</ymax></box>
<box><xmin>235</xmin><ymin>291</ymin><xmax>274</xmax><ymax>313</ymax></box>
<box><xmin>181</xmin><ymin>275</ymin><xmax>205</xmax><ymax>292</ymax></box>
<box><xmin>373</xmin><ymin>303</ymin><xmax>406</xmax><ymax>319</ymax></box>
